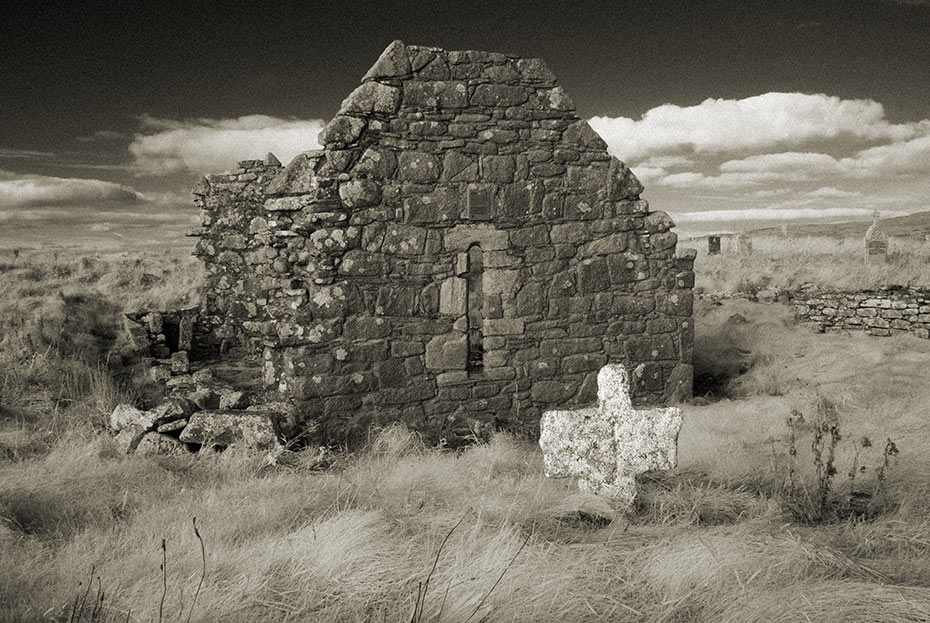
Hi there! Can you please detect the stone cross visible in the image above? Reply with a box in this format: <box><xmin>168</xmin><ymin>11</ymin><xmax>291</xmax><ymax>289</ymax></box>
<box><xmin>864</xmin><ymin>212</ymin><xmax>888</xmax><ymax>262</ymax></box>
<box><xmin>539</xmin><ymin>364</ymin><xmax>683</xmax><ymax>512</ymax></box>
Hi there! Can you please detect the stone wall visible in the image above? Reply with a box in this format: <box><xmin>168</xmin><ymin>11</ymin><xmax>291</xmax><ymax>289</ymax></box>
<box><xmin>789</xmin><ymin>286</ymin><xmax>930</xmax><ymax>339</ymax></box>
<box><xmin>190</xmin><ymin>41</ymin><xmax>694</xmax><ymax>445</ymax></box>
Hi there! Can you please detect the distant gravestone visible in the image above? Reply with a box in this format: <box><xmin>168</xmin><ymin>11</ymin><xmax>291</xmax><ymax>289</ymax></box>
<box><xmin>781</xmin><ymin>224</ymin><xmax>788</xmax><ymax>238</ymax></box>
<box><xmin>539</xmin><ymin>364</ymin><xmax>683</xmax><ymax>512</ymax></box>
<box><xmin>736</xmin><ymin>231</ymin><xmax>753</xmax><ymax>256</ymax></box>
<box><xmin>708</xmin><ymin>235</ymin><xmax>721</xmax><ymax>255</ymax></box>
<box><xmin>864</xmin><ymin>213</ymin><xmax>888</xmax><ymax>262</ymax></box>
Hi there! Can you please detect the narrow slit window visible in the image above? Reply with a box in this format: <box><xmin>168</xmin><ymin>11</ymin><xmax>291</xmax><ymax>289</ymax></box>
<box><xmin>466</xmin><ymin>244</ymin><xmax>484</xmax><ymax>372</ymax></box>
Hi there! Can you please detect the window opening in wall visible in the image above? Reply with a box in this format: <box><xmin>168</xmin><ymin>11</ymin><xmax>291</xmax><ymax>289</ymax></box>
<box><xmin>466</xmin><ymin>244</ymin><xmax>484</xmax><ymax>372</ymax></box>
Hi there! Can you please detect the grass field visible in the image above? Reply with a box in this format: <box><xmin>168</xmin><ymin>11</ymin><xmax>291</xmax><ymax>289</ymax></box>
<box><xmin>693</xmin><ymin>234</ymin><xmax>930</xmax><ymax>294</ymax></box>
<box><xmin>2</xmin><ymin>244</ymin><xmax>930</xmax><ymax>622</ymax></box>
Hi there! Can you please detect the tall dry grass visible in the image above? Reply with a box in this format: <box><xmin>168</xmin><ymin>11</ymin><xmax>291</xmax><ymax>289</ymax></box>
<box><xmin>693</xmin><ymin>234</ymin><xmax>930</xmax><ymax>294</ymax></box>
<box><xmin>3</xmin><ymin>247</ymin><xmax>930</xmax><ymax>621</ymax></box>
<box><xmin>0</xmin><ymin>247</ymin><xmax>204</xmax><ymax>444</ymax></box>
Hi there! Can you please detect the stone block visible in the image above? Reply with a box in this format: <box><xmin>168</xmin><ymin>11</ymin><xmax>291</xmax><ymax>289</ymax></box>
<box><xmin>339</xmin><ymin>179</ymin><xmax>381</xmax><ymax>208</ymax></box>
<box><xmin>578</xmin><ymin>257</ymin><xmax>610</xmax><ymax>293</ymax></box>
<box><xmin>382</xmin><ymin>224</ymin><xmax>427</xmax><ymax>256</ymax></box>
<box><xmin>580</xmin><ymin>232</ymin><xmax>628</xmax><ymax>256</ymax></box>
<box><xmin>218</xmin><ymin>389</ymin><xmax>248</xmax><ymax>410</ymax></box>
<box><xmin>531</xmin><ymin>380</ymin><xmax>576</xmax><ymax>403</ymax></box>
<box><xmin>318</xmin><ymin>115</ymin><xmax>367</xmax><ymax>147</ymax></box>
<box><xmin>111</xmin><ymin>399</ymin><xmax>194</xmax><ymax>433</ymax></box>
<box><xmin>187</xmin><ymin>388</ymin><xmax>220</xmax><ymax>410</ymax></box>
<box><xmin>397</xmin><ymin>152</ymin><xmax>440</xmax><ymax>182</ymax></box>
<box><xmin>484</xmin><ymin>269</ymin><xmax>520</xmax><ymax>299</ymax></box>
<box><xmin>606</xmin><ymin>157</ymin><xmax>643</xmax><ymax>200</ymax></box>
<box><xmin>375</xmin><ymin>359</ymin><xmax>406</xmax><ymax>389</ymax></box>
<box><xmin>479</xmin><ymin>155</ymin><xmax>516</xmax><ymax>183</ymax></box>
<box><xmin>562</xmin><ymin>353</ymin><xmax>607</xmax><ymax>375</ymax></box>
<box><xmin>563</xmin><ymin>120</ymin><xmax>608</xmax><ymax>150</ymax></box>
<box><xmin>514</xmin><ymin>282</ymin><xmax>545</xmax><ymax>317</ymax></box>
<box><xmin>338</xmin><ymin>82</ymin><xmax>401</xmax><ymax>115</ymax></box>
<box><xmin>439</xmin><ymin>277</ymin><xmax>467</xmax><ymax>316</ymax></box>
<box><xmin>444</xmin><ymin>223</ymin><xmax>509</xmax><ymax>251</ymax></box>
<box><xmin>516</xmin><ymin>57</ymin><xmax>557</xmax><ymax>83</ymax></box>
<box><xmin>179</xmin><ymin>410</ymin><xmax>281</xmax><ymax>451</ymax></box>
<box><xmin>170</xmin><ymin>351</ymin><xmax>189</xmax><ymax>374</ymax></box>
<box><xmin>156</xmin><ymin>419</ymin><xmax>188</xmax><ymax>434</ymax></box>
<box><xmin>470</xmin><ymin>84</ymin><xmax>528</xmax><ymax>107</ymax></box>
<box><xmin>425</xmin><ymin>332</ymin><xmax>468</xmax><ymax>370</ymax></box>
<box><xmin>136</xmin><ymin>433</ymin><xmax>189</xmax><ymax>457</ymax></box>
<box><xmin>110</xmin><ymin>404</ymin><xmax>149</xmax><ymax>432</ymax></box>
<box><xmin>483</xmin><ymin>318</ymin><xmax>525</xmax><ymax>335</ymax></box>
<box><xmin>403</xmin><ymin>80</ymin><xmax>469</xmax><ymax>109</ymax></box>
<box><xmin>376</xmin><ymin>286</ymin><xmax>417</xmax><ymax>316</ymax></box>
<box><xmin>362</xmin><ymin>40</ymin><xmax>411</xmax><ymax>81</ymax></box>
<box><xmin>355</xmin><ymin>147</ymin><xmax>397</xmax><ymax>179</ymax></box>
<box><xmin>627</xmin><ymin>336</ymin><xmax>678</xmax><ymax>361</ymax></box>
<box><xmin>442</xmin><ymin>151</ymin><xmax>478</xmax><ymax>182</ymax></box>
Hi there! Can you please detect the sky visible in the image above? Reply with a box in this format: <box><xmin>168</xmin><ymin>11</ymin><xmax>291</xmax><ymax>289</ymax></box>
<box><xmin>1</xmin><ymin>0</ymin><xmax>929</xmax><ymax>246</ymax></box>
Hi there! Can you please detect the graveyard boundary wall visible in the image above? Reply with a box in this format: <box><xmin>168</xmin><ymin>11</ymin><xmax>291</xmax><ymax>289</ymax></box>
<box><xmin>702</xmin><ymin>286</ymin><xmax>930</xmax><ymax>340</ymax></box>
<box><xmin>788</xmin><ymin>286</ymin><xmax>930</xmax><ymax>338</ymax></box>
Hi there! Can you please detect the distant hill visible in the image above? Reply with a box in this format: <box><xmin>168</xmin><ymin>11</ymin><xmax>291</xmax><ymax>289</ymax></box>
<box><xmin>751</xmin><ymin>211</ymin><xmax>930</xmax><ymax>240</ymax></box>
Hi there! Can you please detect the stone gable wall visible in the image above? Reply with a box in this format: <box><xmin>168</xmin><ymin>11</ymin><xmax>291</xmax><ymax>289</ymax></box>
<box><xmin>191</xmin><ymin>41</ymin><xmax>694</xmax><ymax>444</ymax></box>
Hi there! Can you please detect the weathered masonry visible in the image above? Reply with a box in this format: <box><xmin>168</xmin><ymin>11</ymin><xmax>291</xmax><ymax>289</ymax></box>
<box><xmin>191</xmin><ymin>41</ymin><xmax>694</xmax><ymax>444</ymax></box>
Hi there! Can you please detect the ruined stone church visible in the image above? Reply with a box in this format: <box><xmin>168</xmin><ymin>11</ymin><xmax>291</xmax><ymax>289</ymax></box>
<box><xmin>189</xmin><ymin>41</ymin><xmax>694</xmax><ymax>444</ymax></box>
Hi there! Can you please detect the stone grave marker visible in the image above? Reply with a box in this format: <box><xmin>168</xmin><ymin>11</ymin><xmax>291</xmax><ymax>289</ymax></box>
<box><xmin>864</xmin><ymin>212</ymin><xmax>888</xmax><ymax>262</ymax></box>
<box><xmin>708</xmin><ymin>235</ymin><xmax>721</xmax><ymax>255</ymax></box>
<box><xmin>736</xmin><ymin>231</ymin><xmax>753</xmax><ymax>256</ymax></box>
<box><xmin>539</xmin><ymin>364</ymin><xmax>683</xmax><ymax>512</ymax></box>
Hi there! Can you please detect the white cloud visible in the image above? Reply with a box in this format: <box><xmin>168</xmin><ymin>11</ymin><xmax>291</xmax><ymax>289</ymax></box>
<box><xmin>629</xmin><ymin>166</ymin><xmax>667</xmax><ymax>183</ymax></box>
<box><xmin>674</xmin><ymin>207</ymin><xmax>906</xmax><ymax>223</ymax></box>
<box><xmin>806</xmin><ymin>187</ymin><xmax>863</xmax><ymax>198</ymax></box>
<box><xmin>637</xmin><ymin>155</ymin><xmax>695</xmax><ymax>169</ymax></box>
<box><xmin>0</xmin><ymin>170</ymin><xmax>145</xmax><ymax>208</ymax></box>
<box><xmin>0</xmin><ymin>148</ymin><xmax>58</xmax><ymax>160</ymax></box>
<box><xmin>589</xmin><ymin>92</ymin><xmax>929</xmax><ymax>163</ymax></box>
<box><xmin>130</xmin><ymin>114</ymin><xmax>326</xmax><ymax>175</ymax></box>
<box><xmin>660</xmin><ymin>170</ymin><xmax>786</xmax><ymax>188</ymax></box>
<box><xmin>719</xmin><ymin>151</ymin><xmax>841</xmax><ymax>175</ymax></box>
<box><xmin>852</xmin><ymin>133</ymin><xmax>930</xmax><ymax>173</ymax></box>
<box><xmin>752</xmin><ymin>188</ymin><xmax>790</xmax><ymax>197</ymax></box>
<box><xmin>659</xmin><ymin>131</ymin><xmax>930</xmax><ymax>189</ymax></box>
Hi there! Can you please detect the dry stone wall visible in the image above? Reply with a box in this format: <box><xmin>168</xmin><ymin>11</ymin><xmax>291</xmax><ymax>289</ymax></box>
<box><xmin>191</xmin><ymin>41</ymin><xmax>694</xmax><ymax>444</ymax></box>
<box><xmin>790</xmin><ymin>286</ymin><xmax>930</xmax><ymax>339</ymax></box>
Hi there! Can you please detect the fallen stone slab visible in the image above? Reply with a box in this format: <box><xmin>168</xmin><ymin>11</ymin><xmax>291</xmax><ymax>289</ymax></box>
<box><xmin>246</xmin><ymin>402</ymin><xmax>301</xmax><ymax>439</ymax></box>
<box><xmin>179</xmin><ymin>409</ymin><xmax>281</xmax><ymax>451</ymax></box>
<box><xmin>114</xmin><ymin>424</ymin><xmax>147</xmax><ymax>453</ymax></box>
<box><xmin>218</xmin><ymin>389</ymin><xmax>248</xmax><ymax>409</ymax></box>
<box><xmin>136</xmin><ymin>432</ymin><xmax>189</xmax><ymax>457</ymax></box>
<box><xmin>146</xmin><ymin>398</ymin><xmax>196</xmax><ymax>425</ymax></box>
<box><xmin>156</xmin><ymin>418</ymin><xmax>188</xmax><ymax>434</ymax></box>
<box><xmin>539</xmin><ymin>364</ymin><xmax>683</xmax><ymax>513</ymax></box>
<box><xmin>110</xmin><ymin>404</ymin><xmax>149</xmax><ymax>431</ymax></box>
<box><xmin>110</xmin><ymin>399</ymin><xmax>195</xmax><ymax>432</ymax></box>
<box><xmin>187</xmin><ymin>388</ymin><xmax>220</xmax><ymax>410</ymax></box>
